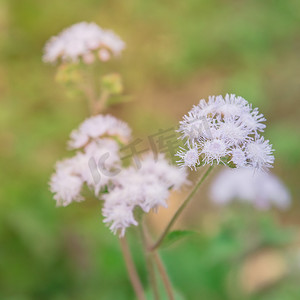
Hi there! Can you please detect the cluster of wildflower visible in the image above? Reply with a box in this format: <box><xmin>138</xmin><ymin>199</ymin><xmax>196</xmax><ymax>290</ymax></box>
<box><xmin>43</xmin><ymin>22</ymin><xmax>125</xmax><ymax>64</ymax></box>
<box><xmin>210</xmin><ymin>168</ymin><xmax>291</xmax><ymax>210</ymax></box>
<box><xmin>68</xmin><ymin>114</ymin><xmax>131</xmax><ymax>149</ymax></box>
<box><xmin>176</xmin><ymin>94</ymin><xmax>275</xmax><ymax>172</ymax></box>
<box><xmin>102</xmin><ymin>154</ymin><xmax>189</xmax><ymax>237</ymax></box>
<box><xmin>45</xmin><ymin>22</ymin><xmax>190</xmax><ymax>237</ymax></box>
<box><xmin>50</xmin><ymin>114</ymin><xmax>188</xmax><ymax>236</ymax></box>
<box><xmin>49</xmin><ymin>114</ymin><xmax>131</xmax><ymax>206</ymax></box>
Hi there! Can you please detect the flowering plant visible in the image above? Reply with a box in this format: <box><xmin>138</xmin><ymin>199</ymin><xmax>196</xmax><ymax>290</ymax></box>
<box><xmin>176</xmin><ymin>94</ymin><xmax>274</xmax><ymax>171</ymax></box>
<box><xmin>45</xmin><ymin>22</ymin><xmax>289</xmax><ymax>300</ymax></box>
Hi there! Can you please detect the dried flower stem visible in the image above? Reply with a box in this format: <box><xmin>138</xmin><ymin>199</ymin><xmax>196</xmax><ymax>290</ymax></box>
<box><xmin>149</xmin><ymin>165</ymin><xmax>214</xmax><ymax>251</ymax></box>
<box><xmin>147</xmin><ymin>254</ymin><xmax>161</xmax><ymax>300</ymax></box>
<box><xmin>139</xmin><ymin>224</ymin><xmax>160</xmax><ymax>300</ymax></box>
<box><xmin>153</xmin><ymin>252</ymin><xmax>174</xmax><ymax>300</ymax></box>
<box><xmin>94</xmin><ymin>90</ymin><xmax>110</xmax><ymax>114</ymax></box>
<box><xmin>120</xmin><ymin>237</ymin><xmax>146</xmax><ymax>300</ymax></box>
<box><xmin>142</xmin><ymin>223</ymin><xmax>174</xmax><ymax>300</ymax></box>
<box><xmin>79</xmin><ymin>72</ymin><xmax>98</xmax><ymax>115</ymax></box>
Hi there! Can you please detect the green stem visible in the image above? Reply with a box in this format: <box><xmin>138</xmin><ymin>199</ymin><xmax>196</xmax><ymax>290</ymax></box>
<box><xmin>149</xmin><ymin>165</ymin><xmax>214</xmax><ymax>251</ymax></box>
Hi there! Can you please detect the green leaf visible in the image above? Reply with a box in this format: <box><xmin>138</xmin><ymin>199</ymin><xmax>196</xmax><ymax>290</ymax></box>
<box><xmin>162</xmin><ymin>230</ymin><xmax>197</xmax><ymax>248</ymax></box>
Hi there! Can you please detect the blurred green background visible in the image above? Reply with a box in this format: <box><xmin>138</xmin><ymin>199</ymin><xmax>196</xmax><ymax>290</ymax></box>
<box><xmin>1</xmin><ymin>0</ymin><xmax>300</xmax><ymax>299</ymax></box>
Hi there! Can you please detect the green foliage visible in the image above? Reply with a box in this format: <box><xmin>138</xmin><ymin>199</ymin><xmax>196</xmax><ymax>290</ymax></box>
<box><xmin>145</xmin><ymin>286</ymin><xmax>185</xmax><ymax>300</ymax></box>
<box><xmin>161</xmin><ymin>212</ymin><xmax>299</xmax><ymax>300</ymax></box>
<box><xmin>162</xmin><ymin>230</ymin><xmax>197</xmax><ymax>249</ymax></box>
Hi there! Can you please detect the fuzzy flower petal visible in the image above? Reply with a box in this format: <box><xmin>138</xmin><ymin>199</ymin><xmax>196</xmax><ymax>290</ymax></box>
<box><xmin>103</xmin><ymin>203</ymin><xmax>138</xmax><ymax>237</ymax></box>
<box><xmin>210</xmin><ymin>168</ymin><xmax>291</xmax><ymax>210</ymax></box>
<box><xmin>43</xmin><ymin>22</ymin><xmax>125</xmax><ymax>63</ymax></box>
<box><xmin>176</xmin><ymin>94</ymin><xmax>274</xmax><ymax>171</ymax></box>
<box><xmin>246</xmin><ymin>135</ymin><xmax>275</xmax><ymax>172</ymax></box>
<box><xmin>68</xmin><ymin>114</ymin><xmax>131</xmax><ymax>149</ymax></box>
<box><xmin>101</xmin><ymin>154</ymin><xmax>188</xmax><ymax>236</ymax></box>
<box><xmin>49</xmin><ymin>158</ymin><xmax>84</xmax><ymax>207</ymax></box>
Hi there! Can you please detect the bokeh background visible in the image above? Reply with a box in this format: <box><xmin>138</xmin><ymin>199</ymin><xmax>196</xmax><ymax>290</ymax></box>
<box><xmin>1</xmin><ymin>0</ymin><xmax>300</xmax><ymax>299</ymax></box>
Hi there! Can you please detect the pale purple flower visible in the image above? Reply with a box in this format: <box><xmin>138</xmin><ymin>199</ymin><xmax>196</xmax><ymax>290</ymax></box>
<box><xmin>177</xmin><ymin>94</ymin><xmax>274</xmax><ymax>171</ymax></box>
<box><xmin>246</xmin><ymin>135</ymin><xmax>275</xmax><ymax>171</ymax></box>
<box><xmin>49</xmin><ymin>158</ymin><xmax>84</xmax><ymax>207</ymax></box>
<box><xmin>102</xmin><ymin>154</ymin><xmax>188</xmax><ymax>236</ymax></box>
<box><xmin>50</xmin><ymin>136</ymin><xmax>123</xmax><ymax>205</ymax></box>
<box><xmin>176</xmin><ymin>144</ymin><xmax>200</xmax><ymax>170</ymax></box>
<box><xmin>43</xmin><ymin>22</ymin><xmax>125</xmax><ymax>64</ymax></box>
<box><xmin>210</xmin><ymin>168</ymin><xmax>291</xmax><ymax>210</ymax></box>
<box><xmin>103</xmin><ymin>203</ymin><xmax>138</xmax><ymax>237</ymax></box>
<box><xmin>68</xmin><ymin>114</ymin><xmax>131</xmax><ymax>149</ymax></box>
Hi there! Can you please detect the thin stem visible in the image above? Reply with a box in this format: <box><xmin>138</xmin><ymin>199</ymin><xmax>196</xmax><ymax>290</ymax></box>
<box><xmin>143</xmin><ymin>223</ymin><xmax>175</xmax><ymax>300</ymax></box>
<box><xmin>79</xmin><ymin>80</ymin><xmax>98</xmax><ymax>115</ymax></box>
<box><xmin>149</xmin><ymin>165</ymin><xmax>214</xmax><ymax>251</ymax></box>
<box><xmin>80</xmin><ymin>82</ymin><xmax>110</xmax><ymax>115</ymax></box>
<box><xmin>147</xmin><ymin>255</ymin><xmax>160</xmax><ymax>300</ymax></box>
<box><xmin>94</xmin><ymin>90</ymin><xmax>110</xmax><ymax>114</ymax></box>
<box><xmin>139</xmin><ymin>224</ymin><xmax>160</xmax><ymax>300</ymax></box>
<box><xmin>119</xmin><ymin>237</ymin><xmax>146</xmax><ymax>300</ymax></box>
<box><xmin>153</xmin><ymin>252</ymin><xmax>174</xmax><ymax>300</ymax></box>
<box><xmin>79</xmin><ymin>66</ymin><xmax>112</xmax><ymax>115</ymax></box>
<box><xmin>79</xmin><ymin>68</ymin><xmax>100</xmax><ymax>115</ymax></box>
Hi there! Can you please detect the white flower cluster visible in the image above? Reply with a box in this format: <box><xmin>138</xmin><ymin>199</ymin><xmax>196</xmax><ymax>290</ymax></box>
<box><xmin>68</xmin><ymin>114</ymin><xmax>131</xmax><ymax>149</ymax></box>
<box><xmin>43</xmin><ymin>22</ymin><xmax>125</xmax><ymax>64</ymax></box>
<box><xmin>50</xmin><ymin>114</ymin><xmax>130</xmax><ymax>206</ymax></box>
<box><xmin>50</xmin><ymin>113</ymin><xmax>188</xmax><ymax>237</ymax></box>
<box><xmin>102</xmin><ymin>154</ymin><xmax>189</xmax><ymax>237</ymax></box>
<box><xmin>176</xmin><ymin>94</ymin><xmax>274</xmax><ymax>172</ymax></box>
<box><xmin>210</xmin><ymin>168</ymin><xmax>291</xmax><ymax>210</ymax></box>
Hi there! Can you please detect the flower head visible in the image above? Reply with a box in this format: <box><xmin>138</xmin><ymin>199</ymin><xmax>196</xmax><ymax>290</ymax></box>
<box><xmin>200</xmin><ymin>139</ymin><xmax>229</xmax><ymax>165</ymax></box>
<box><xmin>49</xmin><ymin>158</ymin><xmax>84</xmax><ymax>207</ymax></box>
<box><xmin>229</xmin><ymin>146</ymin><xmax>247</xmax><ymax>168</ymax></box>
<box><xmin>68</xmin><ymin>114</ymin><xmax>131</xmax><ymax>149</ymax></box>
<box><xmin>217</xmin><ymin>116</ymin><xmax>251</xmax><ymax>146</ymax></box>
<box><xmin>102</xmin><ymin>154</ymin><xmax>188</xmax><ymax>236</ymax></box>
<box><xmin>176</xmin><ymin>144</ymin><xmax>200</xmax><ymax>170</ymax></box>
<box><xmin>216</xmin><ymin>94</ymin><xmax>250</xmax><ymax>117</ymax></box>
<box><xmin>176</xmin><ymin>94</ymin><xmax>274</xmax><ymax>171</ymax></box>
<box><xmin>43</xmin><ymin>22</ymin><xmax>125</xmax><ymax>64</ymax></box>
<box><xmin>140</xmin><ymin>153</ymin><xmax>189</xmax><ymax>189</ymax></box>
<box><xmin>103</xmin><ymin>203</ymin><xmax>138</xmax><ymax>237</ymax></box>
<box><xmin>50</xmin><ymin>116</ymin><xmax>127</xmax><ymax>206</ymax></box>
<box><xmin>246</xmin><ymin>135</ymin><xmax>275</xmax><ymax>171</ymax></box>
<box><xmin>210</xmin><ymin>168</ymin><xmax>291</xmax><ymax>210</ymax></box>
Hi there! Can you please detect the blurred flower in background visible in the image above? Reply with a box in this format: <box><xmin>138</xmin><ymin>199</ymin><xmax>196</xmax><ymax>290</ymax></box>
<box><xmin>50</xmin><ymin>114</ymin><xmax>131</xmax><ymax>206</ymax></box>
<box><xmin>210</xmin><ymin>168</ymin><xmax>291</xmax><ymax>210</ymax></box>
<box><xmin>43</xmin><ymin>22</ymin><xmax>125</xmax><ymax>64</ymax></box>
